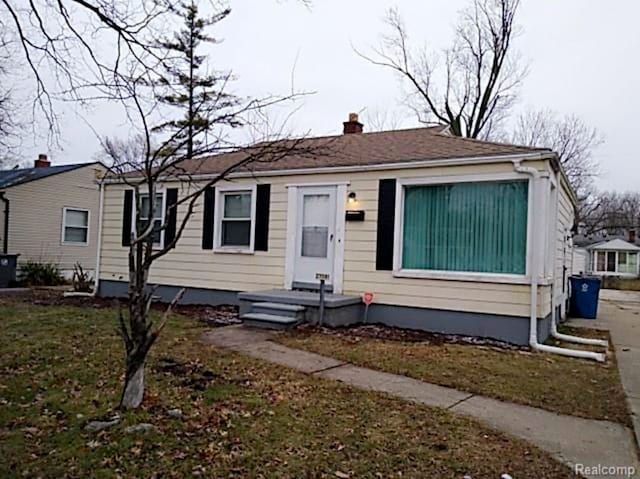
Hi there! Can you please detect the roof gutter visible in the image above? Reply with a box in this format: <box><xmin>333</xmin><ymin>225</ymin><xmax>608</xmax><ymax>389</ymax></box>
<box><xmin>101</xmin><ymin>151</ymin><xmax>555</xmax><ymax>185</ymax></box>
<box><xmin>0</xmin><ymin>192</ymin><xmax>8</xmax><ymax>254</ymax></box>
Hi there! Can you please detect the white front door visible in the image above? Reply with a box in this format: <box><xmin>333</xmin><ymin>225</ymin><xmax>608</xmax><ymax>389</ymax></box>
<box><xmin>293</xmin><ymin>186</ymin><xmax>337</xmax><ymax>289</ymax></box>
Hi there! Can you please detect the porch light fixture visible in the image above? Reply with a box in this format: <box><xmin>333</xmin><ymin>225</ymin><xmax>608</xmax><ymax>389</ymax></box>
<box><xmin>347</xmin><ymin>191</ymin><xmax>357</xmax><ymax>204</ymax></box>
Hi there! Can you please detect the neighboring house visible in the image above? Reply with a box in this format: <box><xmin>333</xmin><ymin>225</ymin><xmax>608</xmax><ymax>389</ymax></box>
<box><xmin>573</xmin><ymin>231</ymin><xmax>639</xmax><ymax>277</ymax></box>
<box><xmin>96</xmin><ymin>114</ymin><xmax>576</xmax><ymax>346</ymax></box>
<box><xmin>0</xmin><ymin>155</ymin><xmax>106</xmax><ymax>278</ymax></box>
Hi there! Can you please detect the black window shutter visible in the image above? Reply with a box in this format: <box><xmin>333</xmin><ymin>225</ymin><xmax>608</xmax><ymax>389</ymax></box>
<box><xmin>122</xmin><ymin>190</ymin><xmax>133</xmax><ymax>247</ymax></box>
<box><xmin>202</xmin><ymin>186</ymin><xmax>215</xmax><ymax>250</ymax></box>
<box><xmin>376</xmin><ymin>179</ymin><xmax>397</xmax><ymax>270</ymax></box>
<box><xmin>254</xmin><ymin>184</ymin><xmax>271</xmax><ymax>251</ymax></box>
<box><xmin>165</xmin><ymin>188</ymin><xmax>178</xmax><ymax>248</ymax></box>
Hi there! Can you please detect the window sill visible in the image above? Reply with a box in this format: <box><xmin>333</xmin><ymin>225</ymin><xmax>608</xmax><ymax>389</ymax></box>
<box><xmin>213</xmin><ymin>247</ymin><xmax>254</xmax><ymax>255</ymax></box>
<box><xmin>61</xmin><ymin>241</ymin><xmax>89</xmax><ymax>247</ymax></box>
<box><xmin>393</xmin><ymin>269</ymin><xmax>532</xmax><ymax>285</ymax></box>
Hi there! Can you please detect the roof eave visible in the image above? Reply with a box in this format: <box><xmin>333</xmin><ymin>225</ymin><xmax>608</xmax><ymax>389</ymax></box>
<box><xmin>102</xmin><ymin>151</ymin><xmax>555</xmax><ymax>185</ymax></box>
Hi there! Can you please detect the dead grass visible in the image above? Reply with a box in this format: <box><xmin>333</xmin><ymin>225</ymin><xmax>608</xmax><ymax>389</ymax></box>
<box><xmin>277</xmin><ymin>324</ymin><xmax>631</xmax><ymax>426</ymax></box>
<box><xmin>0</xmin><ymin>296</ymin><xmax>578</xmax><ymax>478</ymax></box>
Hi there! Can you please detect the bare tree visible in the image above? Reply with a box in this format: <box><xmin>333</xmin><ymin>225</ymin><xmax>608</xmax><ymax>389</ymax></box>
<box><xmin>512</xmin><ymin>109</ymin><xmax>603</xmax><ymax>194</ymax></box>
<box><xmin>0</xmin><ymin>32</ymin><xmax>21</xmax><ymax>166</ymax></box>
<box><xmin>359</xmin><ymin>0</ymin><xmax>526</xmax><ymax>138</ymax></box>
<box><xmin>362</xmin><ymin>107</ymin><xmax>404</xmax><ymax>132</ymax></box>
<box><xmin>101</xmin><ymin>2</ymin><xmax>323</xmax><ymax>409</ymax></box>
<box><xmin>580</xmin><ymin>191</ymin><xmax>640</xmax><ymax>236</ymax></box>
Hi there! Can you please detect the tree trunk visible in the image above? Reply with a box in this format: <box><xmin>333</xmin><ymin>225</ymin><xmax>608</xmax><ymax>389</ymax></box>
<box><xmin>120</xmin><ymin>360</ymin><xmax>145</xmax><ymax>409</ymax></box>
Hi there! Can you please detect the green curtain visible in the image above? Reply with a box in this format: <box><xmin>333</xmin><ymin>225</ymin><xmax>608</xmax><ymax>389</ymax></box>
<box><xmin>402</xmin><ymin>180</ymin><xmax>528</xmax><ymax>274</ymax></box>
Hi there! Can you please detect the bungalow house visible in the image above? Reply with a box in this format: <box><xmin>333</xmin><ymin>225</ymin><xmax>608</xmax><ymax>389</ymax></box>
<box><xmin>0</xmin><ymin>156</ymin><xmax>106</xmax><ymax>278</ymax></box>
<box><xmin>96</xmin><ymin>114</ymin><xmax>576</xmax><ymax>346</ymax></box>
<box><xmin>573</xmin><ymin>231</ymin><xmax>639</xmax><ymax>277</ymax></box>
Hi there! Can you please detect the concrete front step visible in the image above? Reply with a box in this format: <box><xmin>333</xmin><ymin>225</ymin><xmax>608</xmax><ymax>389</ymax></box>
<box><xmin>241</xmin><ymin>312</ymin><xmax>301</xmax><ymax>330</ymax></box>
<box><xmin>252</xmin><ymin>302</ymin><xmax>306</xmax><ymax>319</ymax></box>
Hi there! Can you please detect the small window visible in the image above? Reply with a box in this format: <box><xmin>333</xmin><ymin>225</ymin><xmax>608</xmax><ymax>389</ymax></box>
<box><xmin>219</xmin><ymin>190</ymin><xmax>252</xmax><ymax>248</ymax></box>
<box><xmin>62</xmin><ymin>208</ymin><xmax>89</xmax><ymax>244</ymax></box>
<box><xmin>138</xmin><ymin>193</ymin><xmax>164</xmax><ymax>246</ymax></box>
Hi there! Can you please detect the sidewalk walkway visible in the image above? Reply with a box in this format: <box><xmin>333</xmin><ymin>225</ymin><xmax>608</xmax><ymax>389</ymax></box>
<box><xmin>571</xmin><ymin>290</ymin><xmax>640</xmax><ymax>453</ymax></box>
<box><xmin>204</xmin><ymin>325</ymin><xmax>639</xmax><ymax>479</ymax></box>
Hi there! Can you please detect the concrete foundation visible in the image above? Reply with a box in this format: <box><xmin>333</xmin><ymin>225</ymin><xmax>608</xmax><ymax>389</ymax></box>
<box><xmin>99</xmin><ymin>279</ymin><xmax>551</xmax><ymax>345</ymax></box>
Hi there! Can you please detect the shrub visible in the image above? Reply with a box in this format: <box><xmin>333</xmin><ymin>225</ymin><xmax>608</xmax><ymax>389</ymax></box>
<box><xmin>72</xmin><ymin>262</ymin><xmax>93</xmax><ymax>293</ymax></box>
<box><xmin>19</xmin><ymin>261</ymin><xmax>66</xmax><ymax>287</ymax></box>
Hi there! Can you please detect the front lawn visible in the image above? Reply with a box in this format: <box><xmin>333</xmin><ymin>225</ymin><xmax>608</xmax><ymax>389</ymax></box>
<box><xmin>277</xmin><ymin>324</ymin><xmax>630</xmax><ymax>425</ymax></box>
<box><xmin>0</xmin><ymin>297</ymin><xmax>578</xmax><ymax>478</ymax></box>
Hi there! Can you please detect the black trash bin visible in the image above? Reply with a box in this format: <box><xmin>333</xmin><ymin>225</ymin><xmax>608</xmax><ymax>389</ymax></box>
<box><xmin>0</xmin><ymin>254</ymin><xmax>19</xmax><ymax>288</ymax></box>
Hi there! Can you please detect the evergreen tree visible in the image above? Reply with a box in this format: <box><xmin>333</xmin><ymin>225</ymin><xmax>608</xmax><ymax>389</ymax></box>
<box><xmin>154</xmin><ymin>1</ymin><xmax>240</xmax><ymax>159</ymax></box>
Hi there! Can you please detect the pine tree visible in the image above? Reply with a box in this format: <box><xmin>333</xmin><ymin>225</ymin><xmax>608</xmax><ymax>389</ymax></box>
<box><xmin>154</xmin><ymin>1</ymin><xmax>240</xmax><ymax>160</ymax></box>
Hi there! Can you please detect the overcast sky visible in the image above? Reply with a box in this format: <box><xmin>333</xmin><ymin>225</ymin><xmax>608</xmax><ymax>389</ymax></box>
<box><xmin>21</xmin><ymin>0</ymin><xmax>640</xmax><ymax>192</ymax></box>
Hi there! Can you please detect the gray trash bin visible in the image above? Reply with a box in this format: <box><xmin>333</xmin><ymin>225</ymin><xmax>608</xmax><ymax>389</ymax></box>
<box><xmin>0</xmin><ymin>254</ymin><xmax>19</xmax><ymax>288</ymax></box>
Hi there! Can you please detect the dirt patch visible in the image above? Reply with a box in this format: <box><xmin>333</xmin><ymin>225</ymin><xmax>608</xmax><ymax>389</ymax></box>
<box><xmin>294</xmin><ymin>322</ymin><xmax>527</xmax><ymax>351</ymax></box>
<box><xmin>5</xmin><ymin>288</ymin><xmax>240</xmax><ymax>327</ymax></box>
<box><xmin>154</xmin><ymin>356</ymin><xmax>221</xmax><ymax>391</ymax></box>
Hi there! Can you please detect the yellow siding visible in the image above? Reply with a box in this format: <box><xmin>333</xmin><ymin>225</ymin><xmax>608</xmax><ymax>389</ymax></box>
<box><xmin>2</xmin><ymin>164</ymin><xmax>105</xmax><ymax>273</ymax></box>
<box><xmin>100</xmin><ymin>160</ymin><xmax>555</xmax><ymax>318</ymax></box>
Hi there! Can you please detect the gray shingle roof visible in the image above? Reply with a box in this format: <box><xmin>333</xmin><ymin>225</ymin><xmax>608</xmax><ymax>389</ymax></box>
<box><xmin>0</xmin><ymin>163</ymin><xmax>95</xmax><ymax>189</ymax></box>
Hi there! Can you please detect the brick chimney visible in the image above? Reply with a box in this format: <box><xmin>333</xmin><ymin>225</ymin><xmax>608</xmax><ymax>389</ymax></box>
<box><xmin>343</xmin><ymin>112</ymin><xmax>364</xmax><ymax>134</ymax></box>
<box><xmin>34</xmin><ymin>154</ymin><xmax>50</xmax><ymax>168</ymax></box>
<box><xmin>629</xmin><ymin>229</ymin><xmax>637</xmax><ymax>244</ymax></box>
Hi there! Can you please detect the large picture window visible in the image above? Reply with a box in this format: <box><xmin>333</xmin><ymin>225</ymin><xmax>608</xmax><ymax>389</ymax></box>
<box><xmin>401</xmin><ymin>180</ymin><xmax>528</xmax><ymax>275</ymax></box>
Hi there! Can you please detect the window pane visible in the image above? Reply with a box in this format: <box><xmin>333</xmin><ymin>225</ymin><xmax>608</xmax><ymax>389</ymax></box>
<box><xmin>597</xmin><ymin>251</ymin><xmax>605</xmax><ymax>271</ymax></box>
<box><xmin>140</xmin><ymin>194</ymin><xmax>163</xmax><ymax>219</ymax></box>
<box><xmin>64</xmin><ymin>227</ymin><xmax>87</xmax><ymax>243</ymax></box>
<box><xmin>224</xmin><ymin>193</ymin><xmax>251</xmax><ymax>218</ymax></box>
<box><xmin>618</xmin><ymin>252</ymin><xmax>627</xmax><ymax>266</ymax></box>
<box><xmin>65</xmin><ymin>209</ymin><xmax>88</xmax><ymax>227</ymax></box>
<box><xmin>619</xmin><ymin>252</ymin><xmax>637</xmax><ymax>274</ymax></box>
<box><xmin>402</xmin><ymin>180</ymin><xmax>528</xmax><ymax>274</ymax></box>
<box><xmin>607</xmin><ymin>251</ymin><xmax>616</xmax><ymax>272</ymax></box>
<box><xmin>152</xmin><ymin>219</ymin><xmax>162</xmax><ymax>244</ymax></box>
<box><xmin>302</xmin><ymin>226</ymin><xmax>328</xmax><ymax>258</ymax></box>
<box><xmin>221</xmin><ymin>220</ymin><xmax>250</xmax><ymax>246</ymax></box>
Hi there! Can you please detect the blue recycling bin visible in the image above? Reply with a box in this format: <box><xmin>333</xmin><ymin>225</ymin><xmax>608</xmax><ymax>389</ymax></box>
<box><xmin>569</xmin><ymin>276</ymin><xmax>602</xmax><ymax>319</ymax></box>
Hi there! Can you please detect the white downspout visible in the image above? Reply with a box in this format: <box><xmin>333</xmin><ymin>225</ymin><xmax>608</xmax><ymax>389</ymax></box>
<box><xmin>512</xmin><ymin>160</ymin><xmax>605</xmax><ymax>362</ymax></box>
<box><xmin>92</xmin><ymin>180</ymin><xmax>105</xmax><ymax>297</ymax></box>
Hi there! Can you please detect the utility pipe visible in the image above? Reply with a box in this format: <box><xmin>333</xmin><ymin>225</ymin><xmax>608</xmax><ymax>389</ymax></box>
<box><xmin>512</xmin><ymin>160</ymin><xmax>605</xmax><ymax>362</ymax></box>
<box><xmin>549</xmin><ymin>289</ymin><xmax>608</xmax><ymax>347</ymax></box>
<box><xmin>0</xmin><ymin>192</ymin><xmax>9</xmax><ymax>254</ymax></box>
<box><xmin>92</xmin><ymin>180</ymin><xmax>105</xmax><ymax>297</ymax></box>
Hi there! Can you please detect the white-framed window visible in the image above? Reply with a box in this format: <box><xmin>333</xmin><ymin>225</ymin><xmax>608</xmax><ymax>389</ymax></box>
<box><xmin>135</xmin><ymin>191</ymin><xmax>165</xmax><ymax>248</ymax></box>
<box><xmin>62</xmin><ymin>207</ymin><xmax>90</xmax><ymax>245</ymax></box>
<box><xmin>214</xmin><ymin>185</ymin><xmax>256</xmax><ymax>253</ymax></box>
<box><xmin>594</xmin><ymin>250</ymin><xmax>638</xmax><ymax>275</ymax></box>
<box><xmin>393</xmin><ymin>173</ymin><xmax>531</xmax><ymax>283</ymax></box>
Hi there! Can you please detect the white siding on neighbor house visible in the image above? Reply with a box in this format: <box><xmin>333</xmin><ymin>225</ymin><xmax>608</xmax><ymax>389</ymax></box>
<box><xmin>2</xmin><ymin>164</ymin><xmax>105</xmax><ymax>274</ymax></box>
<box><xmin>100</xmin><ymin>159</ymin><xmax>559</xmax><ymax>319</ymax></box>
<box><xmin>572</xmin><ymin>248</ymin><xmax>589</xmax><ymax>275</ymax></box>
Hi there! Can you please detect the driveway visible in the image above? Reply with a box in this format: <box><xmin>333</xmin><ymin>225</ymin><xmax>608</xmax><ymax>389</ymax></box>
<box><xmin>571</xmin><ymin>288</ymin><xmax>640</xmax><ymax>450</ymax></box>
